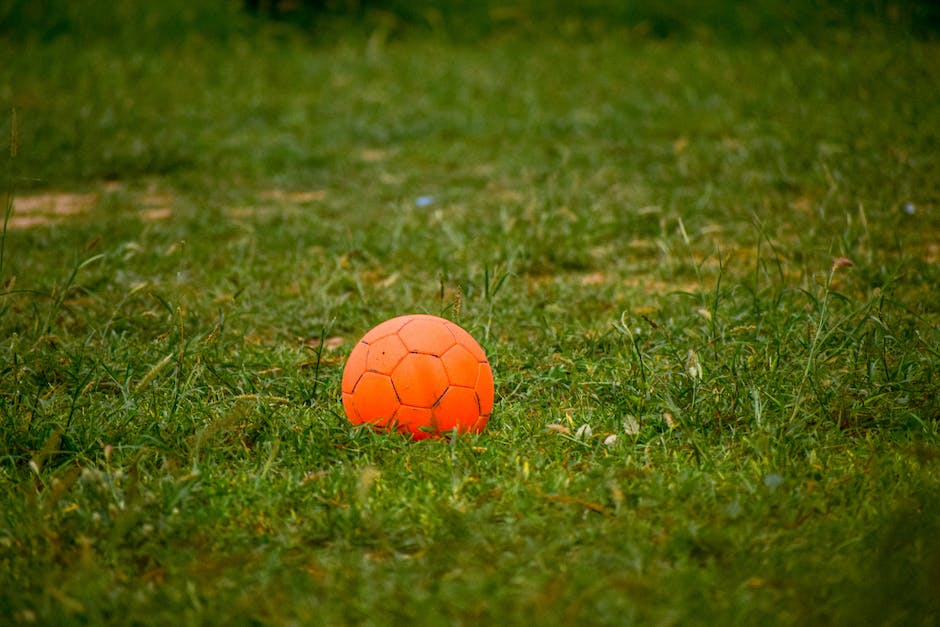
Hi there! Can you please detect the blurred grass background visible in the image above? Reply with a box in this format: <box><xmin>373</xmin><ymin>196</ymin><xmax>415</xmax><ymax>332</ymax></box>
<box><xmin>4</xmin><ymin>0</ymin><xmax>940</xmax><ymax>42</ymax></box>
<box><xmin>1</xmin><ymin>1</ymin><xmax>939</xmax><ymax>625</ymax></box>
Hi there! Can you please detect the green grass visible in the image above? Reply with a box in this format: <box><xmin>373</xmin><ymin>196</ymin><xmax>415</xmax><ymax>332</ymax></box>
<box><xmin>2</xmin><ymin>1</ymin><xmax>940</xmax><ymax>624</ymax></box>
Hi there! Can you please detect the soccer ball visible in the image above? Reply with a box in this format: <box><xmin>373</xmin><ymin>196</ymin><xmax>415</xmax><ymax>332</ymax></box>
<box><xmin>341</xmin><ymin>314</ymin><xmax>494</xmax><ymax>439</ymax></box>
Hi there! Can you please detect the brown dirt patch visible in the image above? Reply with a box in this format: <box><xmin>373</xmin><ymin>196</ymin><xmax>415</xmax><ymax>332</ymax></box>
<box><xmin>258</xmin><ymin>189</ymin><xmax>327</xmax><ymax>203</ymax></box>
<box><xmin>6</xmin><ymin>193</ymin><xmax>97</xmax><ymax>229</ymax></box>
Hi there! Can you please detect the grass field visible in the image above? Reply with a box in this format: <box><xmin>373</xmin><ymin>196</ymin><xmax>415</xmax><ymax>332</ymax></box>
<box><xmin>2</xmin><ymin>1</ymin><xmax>939</xmax><ymax>624</ymax></box>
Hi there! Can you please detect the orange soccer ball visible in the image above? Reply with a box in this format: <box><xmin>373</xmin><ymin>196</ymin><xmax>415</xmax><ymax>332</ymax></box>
<box><xmin>341</xmin><ymin>314</ymin><xmax>494</xmax><ymax>439</ymax></box>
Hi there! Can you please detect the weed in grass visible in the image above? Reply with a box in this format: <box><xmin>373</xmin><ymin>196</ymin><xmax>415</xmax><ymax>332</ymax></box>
<box><xmin>0</xmin><ymin>108</ymin><xmax>16</xmax><ymax>284</ymax></box>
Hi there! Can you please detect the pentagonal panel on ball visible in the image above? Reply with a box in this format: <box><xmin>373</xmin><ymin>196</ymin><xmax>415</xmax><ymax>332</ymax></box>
<box><xmin>433</xmin><ymin>386</ymin><xmax>481</xmax><ymax>433</ymax></box>
<box><xmin>397</xmin><ymin>316</ymin><xmax>457</xmax><ymax>355</ymax></box>
<box><xmin>446</xmin><ymin>322</ymin><xmax>487</xmax><ymax>362</ymax></box>
<box><xmin>391</xmin><ymin>353</ymin><xmax>449</xmax><ymax>408</ymax></box>
<box><xmin>342</xmin><ymin>392</ymin><xmax>362</xmax><ymax>424</ymax></box>
<box><xmin>394</xmin><ymin>405</ymin><xmax>433</xmax><ymax>436</ymax></box>
<box><xmin>469</xmin><ymin>410</ymin><xmax>490</xmax><ymax>433</ymax></box>
<box><xmin>366</xmin><ymin>334</ymin><xmax>408</xmax><ymax>375</ymax></box>
<box><xmin>475</xmin><ymin>362</ymin><xmax>495</xmax><ymax>416</ymax></box>
<box><xmin>342</xmin><ymin>342</ymin><xmax>368</xmax><ymax>394</ymax></box>
<box><xmin>352</xmin><ymin>372</ymin><xmax>400</xmax><ymax>427</ymax></box>
<box><xmin>361</xmin><ymin>316</ymin><xmax>409</xmax><ymax>344</ymax></box>
<box><xmin>441</xmin><ymin>343</ymin><xmax>479</xmax><ymax>388</ymax></box>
